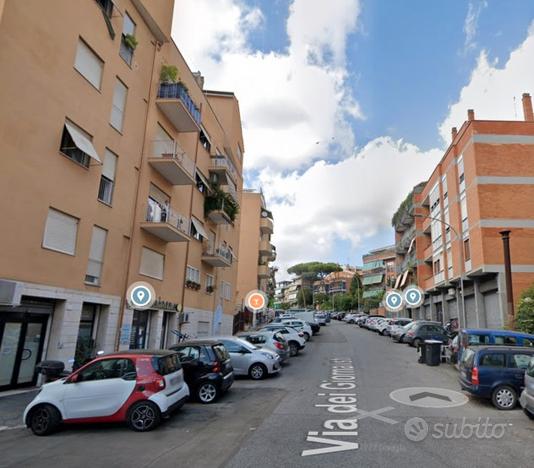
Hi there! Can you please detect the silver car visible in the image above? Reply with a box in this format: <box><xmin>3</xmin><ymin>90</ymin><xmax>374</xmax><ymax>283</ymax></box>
<box><xmin>213</xmin><ymin>336</ymin><xmax>281</xmax><ymax>380</ymax></box>
<box><xmin>237</xmin><ymin>330</ymin><xmax>290</xmax><ymax>362</ymax></box>
<box><xmin>520</xmin><ymin>356</ymin><xmax>534</xmax><ymax>420</ymax></box>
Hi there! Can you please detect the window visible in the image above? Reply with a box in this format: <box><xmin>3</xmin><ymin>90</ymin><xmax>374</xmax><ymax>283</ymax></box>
<box><xmin>509</xmin><ymin>354</ymin><xmax>533</xmax><ymax>369</ymax></box>
<box><xmin>85</xmin><ymin>226</ymin><xmax>107</xmax><ymax>285</ymax></box>
<box><xmin>98</xmin><ymin>149</ymin><xmax>118</xmax><ymax>205</ymax></box>
<box><xmin>464</xmin><ymin>238</ymin><xmax>471</xmax><ymax>262</ymax></box>
<box><xmin>199</xmin><ymin>127</ymin><xmax>211</xmax><ymax>152</ymax></box>
<box><xmin>60</xmin><ymin>120</ymin><xmax>100</xmax><ymax>167</ymax></box>
<box><xmin>154</xmin><ymin>124</ymin><xmax>174</xmax><ymax>157</ymax></box>
<box><xmin>78</xmin><ymin>358</ymin><xmax>136</xmax><ymax>381</ymax></box>
<box><xmin>196</xmin><ymin>171</ymin><xmax>210</xmax><ymax>193</ymax></box>
<box><xmin>206</xmin><ymin>274</ymin><xmax>215</xmax><ymax>292</ymax></box>
<box><xmin>190</xmin><ymin>217</ymin><xmax>207</xmax><ymax>241</ymax></box>
<box><xmin>433</xmin><ymin>259</ymin><xmax>441</xmax><ymax>275</ymax></box>
<box><xmin>460</xmin><ymin>195</ymin><xmax>468</xmax><ymax>232</ymax></box>
<box><xmin>186</xmin><ymin>265</ymin><xmax>200</xmax><ymax>283</ymax></box>
<box><xmin>175</xmin><ymin>346</ymin><xmax>200</xmax><ymax>362</ymax></box>
<box><xmin>110</xmin><ymin>78</ymin><xmax>128</xmax><ymax>132</ymax></box>
<box><xmin>42</xmin><ymin>208</ymin><xmax>78</xmax><ymax>255</ymax></box>
<box><xmin>146</xmin><ymin>184</ymin><xmax>170</xmax><ymax>223</ymax></box>
<box><xmin>480</xmin><ymin>353</ymin><xmax>505</xmax><ymax>368</ymax></box>
<box><xmin>140</xmin><ymin>247</ymin><xmax>164</xmax><ymax>280</ymax></box>
<box><xmin>119</xmin><ymin>12</ymin><xmax>136</xmax><ymax>66</ymax></box>
<box><xmin>95</xmin><ymin>0</ymin><xmax>114</xmax><ymax>17</ymax></box>
<box><xmin>130</xmin><ymin>310</ymin><xmax>150</xmax><ymax>349</ymax></box>
<box><xmin>74</xmin><ymin>38</ymin><xmax>103</xmax><ymax>89</ymax></box>
<box><xmin>523</xmin><ymin>338</ymin><xmax>534</xmax><ymax>348</ymax></box>
<box><xmin>528</xmin><ymin>358</ymin><xmax>534</xmax><ymax>378</ymax></box>
<box><xmin>221</xmin><ymin>340</ymin><xmax>244</xmax><ymax>353</ymax></box>
<box><xmin>468</xmin><ymin>334</ymin><xmax>490</xmax><ymax>345</ymax></box>
<box><xmin>221</xmin><ymin>281</ymin><xmax>232</xmax><ymax>301</ymax></box>
<box><xmin>74</xmin><ymin>304</ymin><xmax>100</xmax><ymax>367</ymax></box>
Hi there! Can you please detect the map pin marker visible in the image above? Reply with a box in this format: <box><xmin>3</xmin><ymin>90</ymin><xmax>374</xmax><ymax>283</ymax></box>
<box><xmin>137</xmin><ymin>290</ymin><xmax>146</xmax><ymax>302</ymax></box>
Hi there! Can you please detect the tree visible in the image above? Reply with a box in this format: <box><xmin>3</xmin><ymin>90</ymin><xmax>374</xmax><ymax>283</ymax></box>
<box><xmin>287</xmin><ymin>262</ymin><xmax>342</xmax><ymax>280</ymax></box>
<box><xmin>516</xmin><ymin>285</ymin><xmax>534</xmax><ymax>334</ymax></box>
<box><xmin>297</xmin><ymin>288</ymin><xmax>313</xmax><ymax>308</ymax></box>
<box><xmin>362</xmin><ymin>291</ymin><xmax>384</xmax><ymax>312</ymax></box>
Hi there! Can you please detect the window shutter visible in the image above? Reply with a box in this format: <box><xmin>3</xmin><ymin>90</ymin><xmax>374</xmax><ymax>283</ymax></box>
<box><xmin>74</xmin><ymin>39</ymin><xmax>103</xmax><ymax>89</ymax></box>
<box><xmin>102</xmin><ymin>149</ymin><xmax>118</xmax><ymax>180</ymax></box>
<box><xmin>43</xmin><ymin>209</ymin><xmax>78</xmax><ymax>255</ymax></box>
<box><xmin>140</xmin><ymin>247</ymin><xmax>164</xmax><ymax>280</ymax></box>
<box><xmin>89</xmin><ymin>226</ymin><xmax>107</xmax><ymax>262</ymax></box>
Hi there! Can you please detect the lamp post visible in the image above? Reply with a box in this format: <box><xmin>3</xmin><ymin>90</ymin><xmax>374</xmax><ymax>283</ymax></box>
<box><xmin>412</xmin><ymin>213</ymin><xmax>466</xmax><ymax>328</ymax></box>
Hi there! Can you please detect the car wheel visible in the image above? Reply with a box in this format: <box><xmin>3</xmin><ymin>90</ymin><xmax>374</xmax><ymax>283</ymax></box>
<box><xmin>197</xmin><ymin>382</ymin><xmax>219</xmax><ymax>404</ymax></box>
<box><xmin>492</xmin><ymin>385</ymin><xmax>517</xmax><ymax>410</ymax></box>
<box><xmin>249</xmin><ymin>363</ymin><xmax>267</xmax><ymax>380</ymax></box>
<box><xmin>289</xmin><ymin>342</ymin><xmax>299</xmax><ymax>357</ymax></box>
<box><xmin>28</xmin><ymin>404</ymin><xmax>61</xmax><ymax>436</ymax></box>
<box><xmin>127</xmin><ymin>401</ymin><xmax>161</xmax><ymax>432</ymax></box>
<box><xmin>412</xmin><ymin>338</ymin><xmax>422</xmax><ymax>348</ymax></box>
<box><xmin>303</xmin><ymin>332</ymin><xmax>310</xmax><ymax>341</ymax></box>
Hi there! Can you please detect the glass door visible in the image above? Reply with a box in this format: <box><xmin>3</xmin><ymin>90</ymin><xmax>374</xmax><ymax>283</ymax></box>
<box><xmin>0</xmin><ymin>314</ymin><xmax>48</xmax><ymax>390</ymax></box>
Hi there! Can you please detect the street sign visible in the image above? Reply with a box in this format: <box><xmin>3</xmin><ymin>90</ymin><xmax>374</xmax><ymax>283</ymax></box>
<box><xmin>403</xmin><ymin>286</ymin><xmax>424</xmax><ymax>308</ymax></box>
<box><xmin>126</xmin><ymin>281</ymin><xmax>156</xmax><ymax>310</ymax></box>
<box><xmin>384</xmin><ymin>290</ymin><xmax>404</xmax><ymax>312</ymax></box>
<box><xmin>245</xmin><ymin>290</ymin><xmax>268</xmax><ymax>311</ymax></box>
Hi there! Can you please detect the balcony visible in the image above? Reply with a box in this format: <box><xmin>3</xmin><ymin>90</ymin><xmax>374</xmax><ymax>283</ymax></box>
<box><xmin>258</xmin><ymin>264</ymin><xmax>270</xmax><ymax>278</ymax></box>
<box><xmin>204</xmin><ymin>190</ymin><xmax>238</xmax><ymax>225</ymax></box>
<box><xmin>423</xmin><ymin>276</ymin><xmax>434</xmax><ymax>291</ymax></box>
<box><xmin>141</xmin><ymin>202</ymin><xmax>190</xmax><ymax>242</ymax></box>
<box><xmin>422</xmin><ymin>217</ymin><xmax>431</xmax><ymax>234</ymax></box>
<box><xmin>156</xmin><ymin>82</ymin><xmax>201</xmax><ymax>132</ymax></box>
<box><xmin>148</xmin><ymin>140</ymin><xmax>195</xmax><ymax>185</ymax></box>
<box><xmin>434</xmin><ymin>271</ymin><xmax>445</xmax><ymax>285</ymax></box>
<box><xmin>221</xmin><ymin>183</ymin><xmax>239</xmax><ymax>203</ymax></box>
<box><xmin>259</xmin><ymin>239</ymin><xmax>275</xmax><ymax>257</ymax></box>
<box><xmin>202</xmin><ymin>243</ymin><xmax>233</xmax><ymax>267</ymax></box>
<box><xmin>260</xmin><ymin>215</ymin><xmax>274</xmax><ymax>235</ymax></box>
<box><xmin>209</xmin><ymin>156</ymin><xmax>238</xmax><ymax>185</ymax></box>
<box><xmin>423</xmin><ymin>245</ymin><xmax>433</xmax><ymax>263</ymax></box>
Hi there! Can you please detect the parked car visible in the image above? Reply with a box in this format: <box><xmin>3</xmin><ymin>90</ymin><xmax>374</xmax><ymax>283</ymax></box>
<box><xmin>308</xmin><ymin>321</ymin><xmax>320</xmax><ymax>335</ymax></box>
<box><xmin>344</xmin><ymin>313</ymin><xmax>361</xmax><ymax>324</ymax></box>
<box><xmin>359</xmin><ymin>315</ymin><xmax>383</xmax><ymax>328</ymax></box>
<box><xmin>376</xmin><ymin>318</ymin><xmax>394</xmax><ymax>335</ymax></box>
<box><xmin>519</xmin><ymin>356</ymin><xmax>534</xmax><ymax>419</ymax></box>
<box><xmin>325</xmin><ymin>312</ymin><xmax>331</xmax><ymax>323</ymax></box>
<box><xmin>385</xmin><ymin>318</ymin><xmax>412</xmax><ymax>337</ymax></box>
<box><xmin>170</xmin><ymin>340</ymin><xmax>234</xmax><ymax>404</ymax></box>
<box><xmin>315</xmin><ymin>312</ymin><xmax>327</xmax><ymax>326</ymax></box>
<box><xmin>280</xmin><ymin>319</ymin><xmax>313</xmax><ymax>341</ymax></box>
<box><xmin>391</xmin><ymin>321</ymin><xmax>417</xmax><ymax>343</ymax></box>
<box><xmin>459</xmin><ymin>346</ymin><xmax>534</xmax><ymax>410</ymax></box>
<box><xmin>212</xmin><ymin>336</ymin><xmax>281</xmax><ymax>380</ymax></box>
<box><xmin>24</xmin><ymin>350</ymin><xmax>190</xmax><ymax>436</ymax></box>
<box><xmin>366</xmin><ymin>317</ymin><xmax>385</xmax><ymax>331</ymax></box>
<box><xmin>260</xmin><ymin>324</ymin><xmax>306</xmax><ymax>356</ymax></box>
<box><xmin>404</xmin><ymin>321</ymin><xmax>450</xmax><ymax>347</ymax></box>
<box><xmin>454</xmin><ymin>329</ymin><xmax>534</xmax><ymax>364</ymax></box>
<box><xmin>237</xmin><ymin>330</ymin><xmax>290</xmax><ymax>362</ymax></box>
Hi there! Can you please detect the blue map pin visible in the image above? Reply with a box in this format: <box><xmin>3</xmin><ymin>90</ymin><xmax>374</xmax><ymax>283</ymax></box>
<box><xmin>127</xmin><ymin>282</ymin><xmax>155</xmax><ymax>309</ymax></box>
<box><xmin>404</xmin><ymin>286</ymin><xmax>424</xmax><ymax>308</ymax></box>
<box><xmin>385</xmin><ymin>290</ymin><xmax>403</xmax><ymax>312</ymax></box>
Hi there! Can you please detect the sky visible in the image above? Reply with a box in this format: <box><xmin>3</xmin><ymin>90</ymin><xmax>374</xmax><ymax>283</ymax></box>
<box><xmin>171</xmin><ymin>0</ymin><xmax>534</xmax><ymax>280</ymax></box>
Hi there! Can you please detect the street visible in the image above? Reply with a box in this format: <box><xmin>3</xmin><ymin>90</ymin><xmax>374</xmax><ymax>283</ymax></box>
<box><xmin>1</xmin><ymin>322</ymin><xmax>533</xmax><ymax>468</ymax></box>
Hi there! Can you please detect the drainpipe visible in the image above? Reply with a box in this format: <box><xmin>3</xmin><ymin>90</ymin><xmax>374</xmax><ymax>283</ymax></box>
<box><xmin>114</xmin><ymin>39</ymin><xmax>160</xmax><ymax>351</ymax></box>
<box><xmin>499</xmin><ymin>230</ymin><xmax>515</xmax><ymax>323</ymax></box>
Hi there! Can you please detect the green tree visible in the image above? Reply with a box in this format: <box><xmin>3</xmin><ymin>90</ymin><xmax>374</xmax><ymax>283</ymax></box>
<box><xmin>516</xmin><ymin>285</ymin><xmax>534</xmax><ymax>333</ymax></box>
<box><xmin>297</xmin><ymin>288</ymin><xmax>313</xmax><ymax>308</ymax></box>
<box><xmin>287</xmin><ymin>262</ymin><xmax>342</xmax><ymax>280</ymax></box>
<box><xmin>362</xmin><ymin>291</ymin><xmax>384</xmax><ymax>312</ymax></box>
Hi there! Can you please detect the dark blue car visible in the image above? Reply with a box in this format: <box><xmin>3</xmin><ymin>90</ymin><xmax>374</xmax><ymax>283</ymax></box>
<box><xmin>459</xmin><ymin>346</ymin><xmax>534</xmax><ymax>410</ymax></box>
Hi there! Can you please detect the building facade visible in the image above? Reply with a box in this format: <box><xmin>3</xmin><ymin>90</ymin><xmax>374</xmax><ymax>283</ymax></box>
<box><xmin>362</xmin><ymin>246</ymin><xmax>396</xmax><ymax>314</ymax></box>
<box><xmin>409</xmin><ymin>96</ymin><xmax>534</xmax><ymax>328</ymax></box>
<box><xmin>0</xmin><ymin>0</ymin><xmax>245</xmax><ymax>391</ymax></box>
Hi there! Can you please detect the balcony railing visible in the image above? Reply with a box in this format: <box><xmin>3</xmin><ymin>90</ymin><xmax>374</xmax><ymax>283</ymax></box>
<box><xmin>148</xmin><ymin>140</ymin><xmax>195</xmax><ymax>185</ymax></box>
<box><xmin>222</xmin><ymin>183</ymin><xmax>239</xmax><ymax>203</ymax></box>
<box><xmin>258</xmin><ymin>264</ymin><xmax>270</xmax><ymax>278</ymax></box>
<box><xmin>202</xmin><ymin>243</ymin><xmax>233</xmax><ymax>267</ymax></box>
<box><xmin>156</xmin><ymin>82</ymin><xmax>201</xmax><ymax>132</ymax></box>
<box><xmin>209</xmin><ymin>156</ymin><xmax>238</xmax><ymax>184</ymax></box>
<box><xmin>260</xmin><ymin>216</ymin><xmax>274</xmax><ymax>234</ymax></box>
<box><xmin>423</xmin><ymin>245</ymin><xmax>433</xmax><ymax>263</ymax></box>
<box><xmin>141</xmin><ymin>199</ymin><xmax>190</xmax><ymax>242</ymax></box>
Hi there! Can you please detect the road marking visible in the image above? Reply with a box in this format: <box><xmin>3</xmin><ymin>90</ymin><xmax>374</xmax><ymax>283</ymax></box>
<box><xmin>354</xmin><ymin>406</ymin><xmax>398</xmax><ymax>425</ymax></box>
<box><xmin>390</xmin><ymin>387</ymin><xmax>468</xmax><ymax>408</ymax></box>
<box><xmin>0</xmin><ymin>425</ymin><xmax>26</xmax><ymax>432</ymax></box>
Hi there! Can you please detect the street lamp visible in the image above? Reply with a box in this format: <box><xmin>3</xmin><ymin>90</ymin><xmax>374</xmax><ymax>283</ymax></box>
<box><xmin>412</xmin><ymin>213</ymin><xmax>466</xmax><ymax>329</ymax></box>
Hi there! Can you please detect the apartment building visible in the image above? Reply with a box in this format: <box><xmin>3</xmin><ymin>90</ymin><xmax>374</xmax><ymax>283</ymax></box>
<box><xmin>274</xmin><ymin>280</ymin><xmax>291</xmax><ymax>308</ymax></box>
<box><xmin>411</xmin><ymin>95</ymin><xmax>534</xmax><ymax>328</ymax></box>
<box><xmin>236</xmin><ymin>190</ymin><xmax>275</xmax><ymax>309</ymax></box>
<box><xmin>362</xmin><ymin>246</ymin><xmax>396</xmax><ymax>312</ymax></box>
<box><xmin>314</xmin><ymin>270</ymin><xmax>357</xmax><ymax>296</ymax></box>
<box><xmin>392</xmin><ymin>182</ymin><xmax>426</xmax><ymax>291</ymax></box>
<box><xmin>0</xmin><ymin>0</ymin><xmax>244</xmax><ymax>391</ymax></box>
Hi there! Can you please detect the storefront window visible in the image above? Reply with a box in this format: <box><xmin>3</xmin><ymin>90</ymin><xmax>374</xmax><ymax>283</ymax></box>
<box><xmin>130</xmin><ymin>310</ymin><xmax>150</xmax><ymax>349</ymax></box>
<box><xmin>74</xmin><ymin>304</ymin><xmax>99</xmax><ymax>369</ymax></box>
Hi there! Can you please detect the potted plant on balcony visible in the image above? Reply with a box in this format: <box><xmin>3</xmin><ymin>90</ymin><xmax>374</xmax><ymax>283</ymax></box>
<box><xmin>204</xmin><ymin>186</ymin><xmax>239</xmax><ymax>223</ymax></box>
<box><xmin>123</xmin><ymin>33</ymin><xmax>138</xmax><ymax>50</ymax></box>
<box><xmin>206</xmin><ymin>285</ymin><xmax>215</xmax><ymax>294</ymax></box>
<box><xmin>160</xmin><ymin>64</ymin><xmax>179</xmax><ymax>84</ymax></box>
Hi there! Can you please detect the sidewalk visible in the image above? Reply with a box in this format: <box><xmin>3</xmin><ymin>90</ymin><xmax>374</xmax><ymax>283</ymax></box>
<box><xmin>0</xmin><ymin>389</ymin><xmax>38</xmax><ymax>430</ymax></box>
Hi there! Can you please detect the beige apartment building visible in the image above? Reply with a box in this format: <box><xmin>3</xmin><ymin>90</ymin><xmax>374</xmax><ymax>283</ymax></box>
<box><xmin>0</xmin><ymin>0</ymin><xmax>244</xmax><ymax>391</ymax></box>
<box><xmin>236</xmin><ymin>190</ymin><xmax>275</xmax><ymax>309</ymax></box>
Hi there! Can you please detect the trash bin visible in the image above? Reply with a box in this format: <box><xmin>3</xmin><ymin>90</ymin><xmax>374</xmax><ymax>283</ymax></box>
<box><xmin>424</xmin><ymin>340</ymin><xmax>443</xmax><ymax>366</ymax></box>
<box><xmin>417</xmin><ymin>342</ymin><xmax>428</xmax><ymax>364</ymax></box>
<box><xmin>36</xmin><ymin>360</ymin><xmax>66</xmax><ymax>382</ymax></box>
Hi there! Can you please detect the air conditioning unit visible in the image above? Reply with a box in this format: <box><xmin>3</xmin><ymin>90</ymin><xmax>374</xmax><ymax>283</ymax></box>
<box><xmin>0</xmin><ymin>280</ymin><xmax>22</xmax><ymax>306</ymax></box>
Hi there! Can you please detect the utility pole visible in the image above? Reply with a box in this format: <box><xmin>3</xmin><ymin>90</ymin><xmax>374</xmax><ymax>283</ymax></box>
<box><xmin>499</xmin><ymin>230</ymin><xmax>515</xmax><ymax>323</ymax></box>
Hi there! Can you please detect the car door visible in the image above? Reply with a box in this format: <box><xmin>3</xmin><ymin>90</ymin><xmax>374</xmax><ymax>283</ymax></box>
<box><xmin>221</xmin><ymin>340</ymin><xmax>250</xmax><ymax>375</ymax></box>
<box><xmin>62</xmin><ymin>358</ymin><xmax>137</xmax><ymax>420</ymax></box>
<box><xmin>507</xmin><ymin>352</ymin><xmax>534</xmax><ymax>392</ymax></box>
<box><xmin>175</xmin><ymin>346</ymin><xmax>202</xmax><ymax>388</ymax></box>
<box><xmin>478</xmin><ymin>352</ymin><xmax>506</xmax><ymax>394</ymax></box>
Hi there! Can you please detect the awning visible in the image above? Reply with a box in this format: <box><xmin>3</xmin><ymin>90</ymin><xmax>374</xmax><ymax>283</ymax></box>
<box><xmin>407</xmin><ymin>237</ymin><xmax>415</xmax><ymax>254</ymax></box>
<box><xmin>394</xmin><ymin>275</ymin><xmax>402</xmax><ymax>289</ymax></box>
<box><xmin>196</xmin><ymin>169</ymin><xmax>211</xmax><ymax>189</ymax></box>
<box><xmin>400</xmin><ymin>270</ymin><xmax>409</xmax><ymax>288</ymax></box>
<box><xmin>362</xmin><ymin>289</ymin><xmax>383</xmax><ymax>299</ymax></box>
<box><xmin>200</xmin><ymin>124</ymin><xmax>213</xmax><ymax>146</ymax></box>
<box><xmin>362</xmin><ymin>274</ymin><xmax>383</xmax><ymax>286</ymax></box>
<box><xmin>65</xmin><ymin>122</ymin><xmax>101</xmax><ymax>163</ymax></box>
<box><xmin>191</xmin><ymin>217</ymin><xmax>207</xmax><ymax>239</ymax></box>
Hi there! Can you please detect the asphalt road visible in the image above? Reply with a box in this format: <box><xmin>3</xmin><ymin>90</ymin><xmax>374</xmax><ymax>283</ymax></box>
<box><xmin>1</xmin><ymin>322</ymin><xmax>533</xmax><ymax>468</ymax></box>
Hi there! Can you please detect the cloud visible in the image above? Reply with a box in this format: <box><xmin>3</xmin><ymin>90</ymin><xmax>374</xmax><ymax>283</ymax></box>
<box><xmin>440</xmin><ymin>24</ymin><xmax>534</xmax><ymax>143</ymax></box>
<box><xmin>260</xmin><ymin>138</ymin><xmax>441</xmax><ymax>278</ymax></box>
<box><xmin>463</xmin><ymin>0</ymin><xmax>487</xmax><ymax>52</ymax></box>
